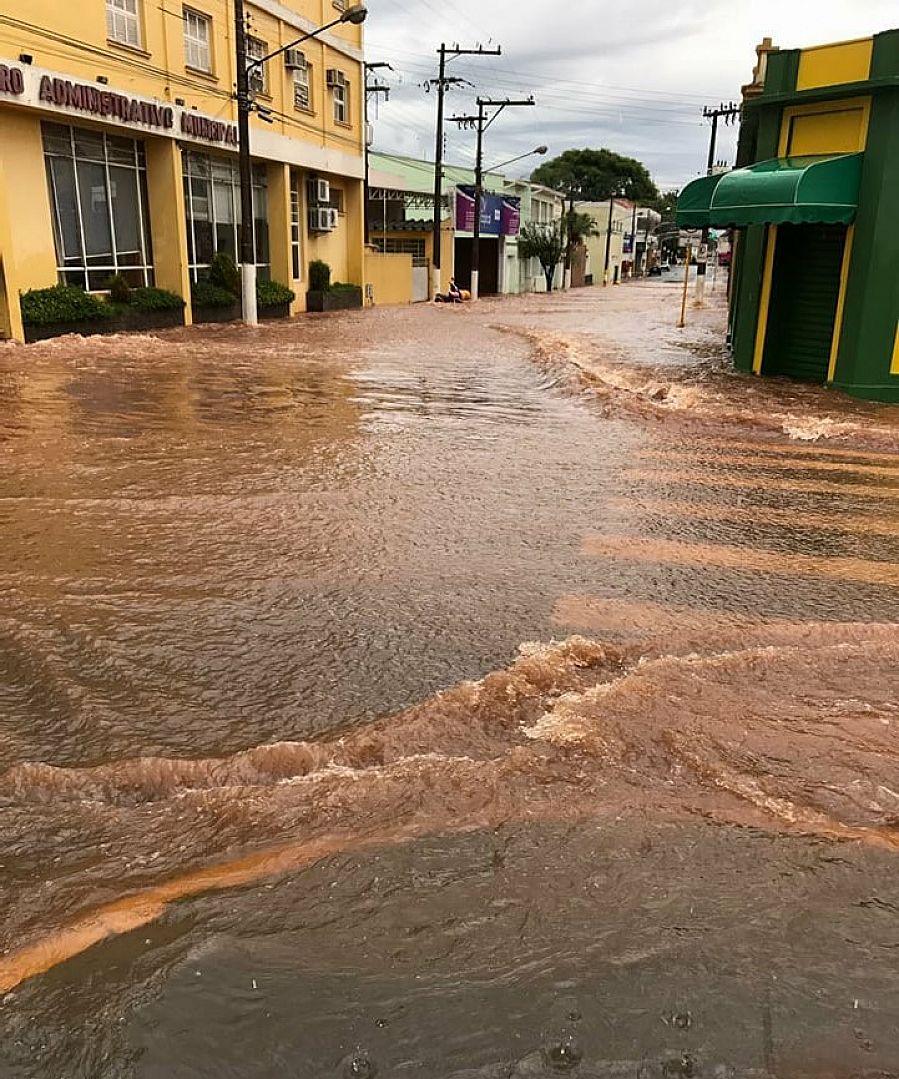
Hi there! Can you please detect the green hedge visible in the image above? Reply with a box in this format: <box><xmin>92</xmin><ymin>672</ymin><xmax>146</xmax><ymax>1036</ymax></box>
<box><xmin>21</xmin><ymin>285</ymin><xmax>112</xmax><ymax>325</ymax></box>
<box><xmin>191</xmin><ymin>280</ymin><xmax>238</xmax><ymax>308</ymax></box>
<box><xmin>130</xmin><ymin>286</ymin><xmax>185</xmax><ymax>312</ymax></box>
<box><xmin>256</xmin><ymin>279</ymin><xmax>295</xmax><ymax>308</ymax></box>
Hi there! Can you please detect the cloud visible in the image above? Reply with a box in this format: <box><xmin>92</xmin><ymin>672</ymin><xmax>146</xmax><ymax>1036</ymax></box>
<box><xmin>364</xmin><ymin>0</ymin><xmax>897</xmax><ymax>189</ymax></box>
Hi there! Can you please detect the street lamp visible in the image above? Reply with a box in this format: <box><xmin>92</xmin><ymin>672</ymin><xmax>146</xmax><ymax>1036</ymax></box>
<box><xmin>485</xmin><ymin>145</ymin><xmax>548</xmax><ymax>174</ymax></box>
<box><xmin>233</xmin><ymin>2</ymin><xmax>368</xmax><ymax>325</ymax></box>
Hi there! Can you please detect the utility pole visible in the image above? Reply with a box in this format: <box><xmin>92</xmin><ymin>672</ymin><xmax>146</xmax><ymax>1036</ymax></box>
<box><xmin>702</xmin><ymin>101</ymin><xmax>740</xmax><ymax>176</ymax></box>
<box><xmin>234</xmin><ymin>3</ymin><xmax>367</xmax><ymax>324</ymax></box>
<box><xmin>628</xmin><ymin>201</ymin><xmax>637</xmax><ymax>280</ymax></box>
<box><xmin>603</xmin><ymin>185</ymin><xmax>624</xmax><ymax>286</ymax></box>
<box><xmin>234</xmin><ymin>0</ymin><xmax>257</xmax><ymax>325</ymax></box>
<box><xmin>562</xmin><ymin>187</ymin><xmax>577</xmax><ymax>289</ymax></box>
<box><xmin>429</xmin><ymin>43</ymin><xmax>501</xmax><ymax>300</ymax></box>
<box><xmin>696</xmin><ymin>102</ymin><xmax>737</xmax><ymax>304</ymax></box>
<box><xmin>364</xmin><ymin>62</ymin><xmax>391</xmax><ymax>246</ymax></box>
<box><xmin>452</xmin><ymin>95</ymin><xmax>534</xmax><ymax>300</ymax></box>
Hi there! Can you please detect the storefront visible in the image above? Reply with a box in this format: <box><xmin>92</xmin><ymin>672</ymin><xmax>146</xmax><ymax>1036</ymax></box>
<box><xmin>677</xmin><ymin>28</ymin><xmax>899</xmax><ymax>402</ymax></box>
<box><xmin>0</xmin><ymin>51</ymin><xmax>366</xmax><ymax>340</ymax></box>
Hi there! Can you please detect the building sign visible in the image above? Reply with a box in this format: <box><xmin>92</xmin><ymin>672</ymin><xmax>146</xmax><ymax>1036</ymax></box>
<box><xmin>0</xmin><ymin>59</ymin><xmax>237</xmax><ymax>147</ymax></box>
<box><xmin>623</xmin><ymin>232</ymin><xmax>634</xmax><ymax>255</ymax></box>
<box><xmin>455</xmin><ymin>186</ymin><xmax>521</xmax><ymax>236</ymax></box>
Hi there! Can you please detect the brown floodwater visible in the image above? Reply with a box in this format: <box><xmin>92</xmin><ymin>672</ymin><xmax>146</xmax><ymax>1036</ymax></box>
<box><xmin>1</xmin><ymin>279</ymin><xmax>898</xmax><ymax>1077</ymax></box>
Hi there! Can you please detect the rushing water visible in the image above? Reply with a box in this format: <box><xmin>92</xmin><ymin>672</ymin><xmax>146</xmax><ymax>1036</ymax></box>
<box><xmin>0</xmin><ymin>280</ymin><xmax>898</xmax><ymax>1077</ymax></box>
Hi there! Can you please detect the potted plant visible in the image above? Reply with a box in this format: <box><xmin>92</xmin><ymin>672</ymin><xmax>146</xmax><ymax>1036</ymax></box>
<box><xmin>305</xmin><ymin>259</ymin><xmax>363</xmax><ymax>312</ymax></box>
<box><xmin>256</xmin><ymin>278</ymin><xmax>296</xmax><ymax>320</ymax></box>
<box><xmin>191</xmin><ymin>253</ymin><xmax>242</xmax><ymax>323</ymax></box>
<box><xmin>20</xmin><ymin>282</ymin><xmax>185</xmax><ymax>342</ymax></box>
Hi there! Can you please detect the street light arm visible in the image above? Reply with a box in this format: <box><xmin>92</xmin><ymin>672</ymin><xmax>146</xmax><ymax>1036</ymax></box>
<box><xmin>486</xmin><ymin>145</ymin><xmax>547</xmax><ymax>174</ymax></box>
<box><xmin>249</xmin><ymin>5</ymin><xmax>366</xmax><ymax>69</ymax></box>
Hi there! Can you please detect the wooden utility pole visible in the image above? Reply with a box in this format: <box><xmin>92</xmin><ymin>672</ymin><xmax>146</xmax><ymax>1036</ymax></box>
<box><xmin>429</xmin><ymin>43</ymin><xmax>501</xmax><ymax>300</ymax></box>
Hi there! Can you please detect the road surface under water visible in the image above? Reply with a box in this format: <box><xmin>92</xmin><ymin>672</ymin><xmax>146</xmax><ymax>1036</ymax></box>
<box><xmin>0</xmin><ymin>280</ymin><xmax>898</xmax><ymax>1077</ymax></box>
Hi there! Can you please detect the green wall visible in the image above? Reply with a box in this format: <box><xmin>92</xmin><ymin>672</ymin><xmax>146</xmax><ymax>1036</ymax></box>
<box><xmin>831</xmin><ymin>37</ymin><xmax>899</xmax><ymax>400</ymax></box>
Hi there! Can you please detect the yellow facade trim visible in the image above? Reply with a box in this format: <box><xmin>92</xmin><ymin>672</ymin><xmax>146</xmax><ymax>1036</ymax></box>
<box><xmin>778</xmin><ymin>96</ymin><xmax>871</xmax><ymax>157</ymax></box>
<box><xmin>827</xmin><ymin>224</ymin><xmax>855</xmax><ymax>383</ymax></box>
<box><xmin>796</xmin><ymin>37</ymin><xmax>873</xmax><ymax>91</ymax></box>
<box><xmin>752</xmin><ymin>225</ymin><xmax>778</xmax><ymax>376</ymax></box>
<box><xmin>891</xmin><ymin>323</ymin><xmax>899</xmax><ymax>376</ymax></box>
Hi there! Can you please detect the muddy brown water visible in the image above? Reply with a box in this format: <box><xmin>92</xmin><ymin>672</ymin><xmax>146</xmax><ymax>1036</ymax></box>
<box><xmin>1</xmin><ymin>280</ymin><xmax>898</xmax><ymax>1077</ymax></box>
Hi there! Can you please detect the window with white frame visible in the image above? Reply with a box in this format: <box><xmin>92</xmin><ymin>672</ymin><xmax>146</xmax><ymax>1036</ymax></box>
<box><xmin>292</xmin><ymin>61</ymin><xmax>311</xmax><ymax>111</ymax></box>
<box><xmin>42</xmin><ymin>122</ymin><xmax>155</xmax><ymax>291</ymax></box>
<box><xmin>290</xmin><ymin>176</ymin><xmax>302</xmax><ymax>280</ymax></box>
<box><xmin>106</xmin><ymin>0</ymin><xmax>141</xmax><ymax>48</ymax></box>
<box><xmin>247</xmin><ymin>37</ymin><xmax>268</xmax><ymax>96</ymax></box>
<box><xmin>183</xmin><ymin>9</ymin><xmax>211</xmax><ymax>72</ymax></box>
<box><xmin>332</xmin><ymin>79</ymin><xmax>348</xmax><ymax>124</ymax></box>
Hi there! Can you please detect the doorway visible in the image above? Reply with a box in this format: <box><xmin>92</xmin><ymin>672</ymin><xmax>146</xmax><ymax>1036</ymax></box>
<box><xmin>762</xmin><ymin>223</ymin><xmax>846</xmax><ymax>382</ymax></box>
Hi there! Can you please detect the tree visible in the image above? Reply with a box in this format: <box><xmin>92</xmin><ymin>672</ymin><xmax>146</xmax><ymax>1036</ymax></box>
<box><xmin>518</xmin><ymin>221</ymin><xmax>564</xmax><ymax>292</ymax></box>
<box><xmin>531</xmin><ymin>148</ymin><xmax>659</xmax><ymax>203</ymax></box>
<box><xmin>566</xmin><ymin>210</ymin><xmax>600</xmax><ymax>245</ymax></box>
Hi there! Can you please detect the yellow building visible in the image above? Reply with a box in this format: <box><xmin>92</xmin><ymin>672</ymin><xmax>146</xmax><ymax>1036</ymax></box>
<box><xmin>0</xmin><ymin>0</ymin><xmax>367</xmax><ymax>339</ymax></box>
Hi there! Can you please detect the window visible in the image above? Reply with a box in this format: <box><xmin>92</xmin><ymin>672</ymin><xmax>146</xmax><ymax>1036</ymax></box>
<box><xmin>332</xmin><ymin>80</ymin><xmax>348</xmax><ymax>124</ymax></box>
<box><xmin>373</xmin><ymin>237</ymin><xmax>426</xmax><ymax>259</ymax></box>
<box><xmin>42</xmin><ymin>122</ymin><xmax>154</xmax><ymax>290</ymax></box>
<box><xmin>183</xmin><ymin>9</ymin><xmax>211</xmax><ymax>72</ymax></box>
<box><xmin>107</xmin><ymin>0</ymin><xmax>141</xmax><ymax>47</ymax></box>
<box><xmin>182</xmin><ymin>151</ymin><xmax>269</xmax><ymax>280</ymax></box>
<box><xmin>292</xmin><ymin>62</ymin><xmax>311</xmax><ymax>111</ymax></box>
<box><xmin>290</xmin><ymin>176</ymin><xmax>302</xmax><ymax>280</ymax></box>
<box><xmin>247</xmin><ymin>37</ymin><xmax>268</xmax><ymax>96</ymax></box>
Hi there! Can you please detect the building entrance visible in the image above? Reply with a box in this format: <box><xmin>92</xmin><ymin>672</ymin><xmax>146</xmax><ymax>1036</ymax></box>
<box><xmin>762</xmin><ymin>223</ymin><xmax>846</xmax><ymax>383</ymax></box>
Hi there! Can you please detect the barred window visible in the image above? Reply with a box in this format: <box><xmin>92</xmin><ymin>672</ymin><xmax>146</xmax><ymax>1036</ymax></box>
<box><xmin>247</xmin><ymin>37</ymin><xmax>268</xmax><ymax>96</ymax></box>
<box><xmin>293</xmin><ymin>63</ymin><xmax>311</xmax><ymax>111</ymax></box>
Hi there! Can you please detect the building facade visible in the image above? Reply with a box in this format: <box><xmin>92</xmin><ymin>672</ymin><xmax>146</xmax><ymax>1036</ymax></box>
<box><xmin>0</xmin><ymin>0</ymin><xmax>367</xmax><ymax>340</ymax></box>
<box><xmin>368</xmin><ymin>150</ymin><xmax>566</xmax><ymax>300</ymax></box>
<box><xmin>678</xmin><ymin>28</ymin><xmax>899</xmax><ymax>402</ymax></box>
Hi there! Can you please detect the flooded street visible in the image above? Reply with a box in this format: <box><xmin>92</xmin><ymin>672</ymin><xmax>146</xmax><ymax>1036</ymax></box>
<box><xmin>1</xmin><ymin>279</ymin><xmax>898</xmax><ymax>1077</ymax></box>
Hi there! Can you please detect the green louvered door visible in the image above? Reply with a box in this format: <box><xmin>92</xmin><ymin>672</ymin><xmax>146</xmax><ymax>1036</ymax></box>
<box><xmin>762</xmin><ymin>223</ymin><xmax>846</xmax><ymax>383</ymax></box>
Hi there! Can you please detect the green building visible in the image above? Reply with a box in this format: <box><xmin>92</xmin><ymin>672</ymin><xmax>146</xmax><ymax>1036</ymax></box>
<box><xmin>677</xmin><ymin>29</ymin><xmax>899</xmax><ymax>402</ymax></box>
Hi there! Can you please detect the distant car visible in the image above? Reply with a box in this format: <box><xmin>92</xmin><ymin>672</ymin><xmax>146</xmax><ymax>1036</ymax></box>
<box><xmin>660</xmin><ymin>261</ymin><xmax>672</xmax><ymax>272</ymax></box>
<box><xmin>649</xmin><ymin>264</ymin><xmax>662</xmax><ymax>276</ymax></box>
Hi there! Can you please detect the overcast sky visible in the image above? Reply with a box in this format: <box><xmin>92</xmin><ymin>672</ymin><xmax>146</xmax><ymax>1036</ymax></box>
<box><xmin>363</xmin><ymin>1</ymin><xmax>897</xmax><ymax>191</ymax></box>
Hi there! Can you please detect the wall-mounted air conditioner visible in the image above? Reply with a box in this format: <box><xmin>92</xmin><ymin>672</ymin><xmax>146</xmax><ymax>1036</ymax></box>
<box><xmin>326</xmin><ymin>68</ymin><xmax>346</xmax><ymax>88</ymax></box>
<box><xmin>284</xmin><ymin>49</ymin><xmax>307</xmax><ymax>70</ymax></box>
<box><xmin>307</xmin><ymin>177</ymin><xmax>330</xmax><ymax>205</ymax></box>
<box><xmin>309</xmin><ymin>207</ymin><xmax>336</xmax><ymax>232</ymax></box>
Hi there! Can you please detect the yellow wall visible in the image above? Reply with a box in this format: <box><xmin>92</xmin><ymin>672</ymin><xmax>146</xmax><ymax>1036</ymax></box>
<box><xmin>891</xmin><ymin>323</ymin><xmax>899</xmax><ymax>376</ymax></box>
<box><xmin>0</xmin><ymin>0</ymin><xmax>366</xmax><ymax>338</ymax></box>
<box><xmin>0</xmin><ymin>110</ymin><xmax>57</xmax><ymax>294</ymax></box>
<box><xmin>779</xmin><ymin>97</ymin><xmax>871</xmax><ymax>156</ymax></box>
<box><xmin>796</xmin><ymin>37</ymin><xmax>873</xmax><ymax>91</ymax></box>
<box><xmin>0</xmin><ymin>0</ymin><xmax>364</xmax><ymax>161</ymax></box>
<box><xmin>364</xmin><ymin>251</ymin><xmax>413</xmax><ymax>306</ymax></box>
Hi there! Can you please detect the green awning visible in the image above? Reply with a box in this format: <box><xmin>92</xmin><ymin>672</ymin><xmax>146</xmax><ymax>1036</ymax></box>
<box><xmin>676</xmin><ymin>153</ymin><xmax>863</xmax><ymax>228</ymax></box>
<box><xmin>674</xmin><ymin>173</ymin><xmax>725</xmax><ymax>228</ymax></box>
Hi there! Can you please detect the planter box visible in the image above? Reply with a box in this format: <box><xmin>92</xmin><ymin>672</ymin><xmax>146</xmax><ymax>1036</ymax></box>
<box><xmin>23</xmin><ymin>307</ymin><xmax>184</xmax><ymax>343</ymax></box>
<box><xmin>192</xmin><ymin>302</ymin><xmax>242</xmax><ymax>324</ymax></box>
<box><xmin>259</xmin><ymin>302</ymin><xmax>291</xmax><ymax>321</ymax></box>
<box><xmin>306</xmin><ymin>287</ymin><xmax>363</xmax><ymax>312</ymax></box>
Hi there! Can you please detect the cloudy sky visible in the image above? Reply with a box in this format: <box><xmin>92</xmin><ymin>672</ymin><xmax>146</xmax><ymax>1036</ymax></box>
<box><xmin>363</xmin><ymin>1</ymin><xmax>897</xmax><ymax>191</ymax></box>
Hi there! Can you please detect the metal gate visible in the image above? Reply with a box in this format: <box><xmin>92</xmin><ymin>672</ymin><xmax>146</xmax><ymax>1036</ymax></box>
<box><xmin>412</xmin><ymin>258</ymin><xmax>429</xmax><ymax>302</ymax></box>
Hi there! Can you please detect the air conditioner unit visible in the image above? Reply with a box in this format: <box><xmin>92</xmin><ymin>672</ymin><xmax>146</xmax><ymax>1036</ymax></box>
<box><xmin>307</xmin><ymin>177</ymin><xmax>330</xmax><ymax>205</ymax></box>
<box><xmin>284</xmin><ymin>48</ymin><xmax>307</xmax><ymax>70</ymax></box>
<box><xmin>308</xmin><ymin>207</ymin><xmax>337</xmax><ymax>232</ymax></box>
<box><xmin>326</xmin><ymin>68</ymin><xmax>346</xmax><ymax>88</ymax></box>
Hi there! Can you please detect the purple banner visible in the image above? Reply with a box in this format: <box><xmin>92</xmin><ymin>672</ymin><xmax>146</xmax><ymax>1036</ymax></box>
<box><xmin>501</xmin><ymin>197</ymin><xmax>521</xmax><ymax>236</ymax></box>
<box><xmin>455</xmin><ymin>187</ymin><xmax>521</xmax><ymax>236</ymax></box>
